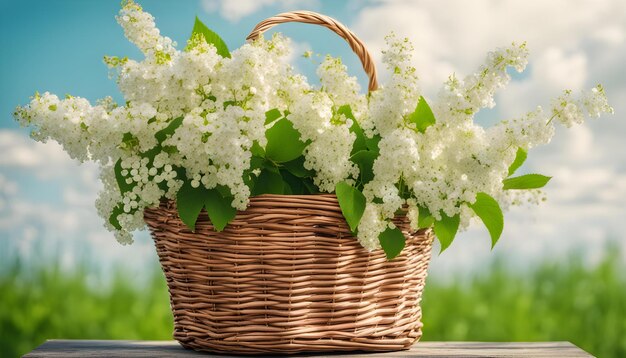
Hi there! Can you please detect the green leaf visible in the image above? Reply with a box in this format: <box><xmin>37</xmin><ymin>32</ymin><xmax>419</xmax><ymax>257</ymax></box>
<box><xmin>365</xmin><ymin>134</ymin><xmax>381</xmax><ymax>154</ymax></box>
<box><xmin>250</xmin><ymin>141</ymin><xmax>265</xmax><ymax>158</ymax></box>
<box><xmin>350</xmin><ymin>150</ymin><xmax>377</xmax><ymax>185</ymax></box>
<box><xmin>141</xmin><ymin>145</ymin><xmax>162</xmax><ymax>165</ymax></box>
<box><xmin>154</xmin><ymin>117</ymin><xmax>183</xmax><ymax>143</ymax></box>
<box><xmin>503</xmin><ymin>174</ymin><xmax>551</xmax><ymax>190</ymax></box>
<box><xmin>302</xmin><ymin>178</ymin><xmax>320</xmax><ymax>194</ymax></box>
<box><xmin>407</xmin><ymin>96</ymin><xmax>436</xmax><ymax>133</ymax></box>
<box><xmin>265</xmin><ymin>108</ymin><xmax>282</xmax><ymax>125</ymax></box>
<box><xmin>114</xmin><ymin>159</ymin><xmax>134</xmax><ymax>194</ymax></box>
<box><xmin>191</xmin><ymin>16</ymin><xmax>230</xmax><ymax>58</ymax></box>
<box><xmin>378</xmin><ymin>227</ymin><xmax>406</xmax><ymax>260</ymax></box>
<box><xmin>243</xmin><ymin>170</ymin><xmax>256</xmax><ymax>193</ymax></box>
<box><xmin>263</xmin><ymin>159</ymin><xmax>280</xmax><ymax>173</ymax></box>
<box><xmin>176</xmin><ymin>182</ymin><xmax>206</xmax><ymax>231</ymax></box>
<box><xmin>417</xmin><ymin>205</ymin><xmax>435</xmax><ymax>229</ymax></box>
<box><xmin>280</xmin><ymin>169</ymin><xmax>310</xmax><ymax>194</ymax></box>
<box><xmin>161</xmin><ymin>145</ymin><xmax>178</xmax><ymax>154</ymax></box>
<box><xmin>265</xmin><ymin>118</ymin><xmax>307</xmax><ymax>163</ymax></box>
<box><xmin>337</xmin><ymin>104</ymin><xmax>354</xmax><ymax>119</ymax></box>
<box><xmin>282</xmin><ymin>156</ymin><xmax>314</xmax><ymax>178</ymax></box>
<box><xmin>398</xmin><ymin>177</ymin><xmax>411</xmax><ymax>200</ymax></box>
<box><xmin>108</xmin><ymin>205</ymin><xmax>124</xmax><ymax>230</ymax></box>
<box><xmin>507</xmin><ymin>147</ymin><xmax>527</xmax><ymax>176</ymax></box>
<box><xmin>252</xmin><ymin>170</ymin><xmax>284</xmax><ymax>195</ymax></box>
<box><xmin>469</xmin><ymin>193</ymin><xmax>504</xmax><ymax>248</ymax></box>
<box><xmin>433</xmin><ymin>212</ymin><xmax>460</xmax><ymax>252</ymax></box>
<box><xmin>335</xmin><ymin>181</ymin><xmax>366</xmax><ymax>233</ymax></box>
<box><xmin>204</xmin><ymin>189</ymin><xmax>236</xmax><ymax>231</ymax></box>
<box><xmin>176</xmin><ymin>182</ymin><xmax>236</xmax><ymax>232</ymax></box>
<box><xmin>338</xmin><ymin>105</ymin><xmax>367</xmax><ymax>155</ymax></box>
<box><xmin>249</xmin><ymin>155</ymin><xmax>265</xmax><ymax>171</ymax></box>
<box><xmin>214</xmin><ymin>184</ymin><xmax>231</xmax><ymax>198</ymax></box>
<box><xmin>121</xmin><ymin>132</ymin><xmax>138</xmax><ymax>148</ymax></box>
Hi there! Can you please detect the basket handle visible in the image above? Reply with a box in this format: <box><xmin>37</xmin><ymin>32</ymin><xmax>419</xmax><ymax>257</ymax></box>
<box><xmin>246</xmin><ymin>11</ymin><xmax>378</xmax><ymax>92</ymax></box>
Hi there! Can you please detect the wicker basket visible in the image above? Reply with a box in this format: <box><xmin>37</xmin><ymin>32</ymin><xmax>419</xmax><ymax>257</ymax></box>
<box><xmin>144</xmin><ymin>12</ymin><xmax>435</xmax><ymax>355</ymax></box>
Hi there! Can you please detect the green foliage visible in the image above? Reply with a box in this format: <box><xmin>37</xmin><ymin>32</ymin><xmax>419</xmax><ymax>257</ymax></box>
<box><xmin>176</xmin><ymin>182</ymin><xmax>206</xmax><ymax>231</ymax></box>
<box><xmin>507</xmin><ymin>147</ymin><xmax>527</xmax><ymax>176</ymax></box>
<box><xmin>113</xmin><ymin>159</ymin><xmax>133</xmax><ymax>194</ymax></box>
<box><xmin>111</xmin><ymin>162</ymin><xmax>132</xmax><ymax>227</ymax></box>
<box><xmin>250</xmin><ymin>141</ymin><xmax>265</xmax><ymax>158</ymax></box>
<box><xmin>119</xmin><ymin>104</ymin><xmax>550</xmax><ymax>260</ymax></box>
<box><xmin>0</xmin><ymin>261</ymin><xmax>173</xmax><ymax>358</ymax></box>
<box><xmin>191</xmin><ymin>16</ymin><xmax>230</xmax><ymax>58</ymax></box>
<box><xmin>418</xmin><ymin>206</ymin><xmax>435</xmax><ymax>229</ymax></box>
<box><xmin>264</xmin><ymin>108</ymin><xmax>282</xmax><ymax>125</ymax></box>
<box><xmin>433</xmin><ymin>212</ymin><xmax>460</xmax><ymax>252</ymax></box>
<box><xmin>282</xmin><ymin>156</ymin><xmax>313</xmax><ymax>178</ymax></box>
<box><xmin>253</xmin><ymin>169</ymin><xmax>285</xmax><ymax>195</ymax></box>
<box><xmin>245</xmin><ymin>112</ymin><xmax>320</xmax><ymax>196</ymax></box>
<box><xmin>421</xmin><ymin>247</ymin><xmax>626</xmax><ymax>358</ymax></box>
<box><xmin>503</xmin><ymin>174</ymin><xmax>552</xmax><ymax>190</ymax></box>
<box><xmin>154</xmin><ymin>116</ymin><xmax>183</xmax><ymax>143</ymax></box>
<box><xmin>378</xmin><ymin>227</ymin><xmax>406</xmax><ymax>260</ymax></box>
<box><xmin>407</xmin><ymin>96</ymin><xmax>436</xmax><ymax>133</ymax></box>
<box><xmin>112</xmin><ymin>117</ymin><xmax>185</xmax><ymax>229</ymax></box>
<box><xmin>350</xmin><ymin>150</ymin><xmax>377</xmax><ymax>186</ymax></box>
<box><xmin>203</xmin><ymin>188</ymin><xmax>237</xmax><ymax>231</ymax></box>
<box><xmin>364</xmin><ymin>134</ymin><xmax>381</xmax><ymax>154</ymax></box>
<box><xmin>176</xmin><ymin>182</ymin><xmax>236</xmax><ymax>232</ymax></box>
<box><xmin>338</xmin><ymin>105</ymin><xmax>368</xmax><ymax>155</ymax></box>
<box><xmin>469</xmin><ymin>193</ymin><xmax>504</xmax><ymax>248</ymax></box>
<box><xmin>265</xmin><ymin>118</ymin><xmax>307</xmax><ymax>163</ymax></box>
<box><xmin>2</xmin><ymin>249</ymin><xmax>624</xmax><ymax>357</ymax></box>
<box><xmin>335</xmin><ymin>181</ymin><xmax>366</xmax><ymax>233</ymax></box>
<box><xmin>341</xmin><ymin>103</ymin><xmax>380</xmax><ymax>190</ymax></box>
<box><xmin>108</xmin><ymin>205</ymin><xmax>124</xmax><ymax>230</ymax></box>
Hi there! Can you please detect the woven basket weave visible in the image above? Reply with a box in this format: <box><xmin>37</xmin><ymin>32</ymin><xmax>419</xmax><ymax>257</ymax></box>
<box><xmin>145</xmin><ymin>195</ymin><xmax>433</xmax><ymax>354</ymax></box>
<box><xmin>144</xmin><ymin>12</ymin><xmax>435</xmax><ymax>355</ymax></box>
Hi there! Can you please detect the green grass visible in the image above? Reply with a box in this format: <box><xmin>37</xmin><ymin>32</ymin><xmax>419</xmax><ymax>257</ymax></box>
<box><xmin>1</xmin><ymin>250</ymin><xmax>624</xmax><ymax>357</ymax></box>
<box><xmin>422</xmin><ymin>248</ymin><xmax>626</xmax><ymax>357</ymax></box>
<box><xmin>0</xmin><ymin>260</ymin><xmax>173</xmax><ymax>357</ymax></box>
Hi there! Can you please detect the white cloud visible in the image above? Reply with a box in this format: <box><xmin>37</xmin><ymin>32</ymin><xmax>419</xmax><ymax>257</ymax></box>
<box><xmin>352</xmin><ymin>0</ymin><xmax>626</xmax><ymax>94</ymax></box>
<box><xmin>0</xmin><ymin>130</ymin><xmax>92</xmax><ymax>180</ymax></box>
<box><xmin>0</xmin><ymin>174</ymin><xmax>17</xmax><ymax>213</ymax></box>
<box><xmin>592</xmin><ymin>24</ymin><xmax>625</xmax><ymax>45</ymax></box>
<box><xmin>533</xmin><ymin>48</ymin><xmax>588</xmax><ymax>91</ymax></box>
<box><xmin>201</xmin><ymin>0</ymin><xmax>320</xmax><ymax>23</ymax></box>
<box><xmin>0</xmin><ymin>129</ymin><xmax>157</xmax><ymax>281</ymax></box>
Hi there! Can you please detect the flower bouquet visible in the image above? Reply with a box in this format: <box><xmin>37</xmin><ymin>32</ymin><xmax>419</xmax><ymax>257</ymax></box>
<box><xmin>14</xmin><ymin>0</ymin><xmax>613</xmax><ymax>354</ymax></box>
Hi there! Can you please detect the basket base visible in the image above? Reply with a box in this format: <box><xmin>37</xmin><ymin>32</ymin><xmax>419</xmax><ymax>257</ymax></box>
<box><xmin>174</xmin><ymin>319</ymin><xmax>423</xmax><ymax>355</ymax></box>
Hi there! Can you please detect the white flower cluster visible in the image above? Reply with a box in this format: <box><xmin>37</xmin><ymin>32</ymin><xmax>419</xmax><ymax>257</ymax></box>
<box><xmin>14</xmin><ymin>1</ymin><xmax>613</xmax><ymax>250</ymax></box>
<box><xmin>287</xmin><ymin>56</ymin><xmax>363</xmax><ymax>192</ymax></box>
<box><xmin>353</xmin><ymin>35</ymin><xmax>612</xmax><ymax>250</ymax></box>
<box><xmin>550</xmin><ymin>85</ymin><xmax>613</xmax><ymax>127</ymax></box>
<box><xmin>115</xmin><ymin>0</ymin><xmax>176</xmax><ymax>63</ymax></box>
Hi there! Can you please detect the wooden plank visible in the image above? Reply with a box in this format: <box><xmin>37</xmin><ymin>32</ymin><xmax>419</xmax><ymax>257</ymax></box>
<box><xmin>23</xmin><ymin>340</ymin><xmax>593</xmax><ymax>358</ymax></box>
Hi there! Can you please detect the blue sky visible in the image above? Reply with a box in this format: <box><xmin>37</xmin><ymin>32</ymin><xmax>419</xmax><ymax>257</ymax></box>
<box><xmin>1</xmin><ymin>0</ymin><xmax>625</xmax><ymax>279</ymax></box>
<box><xmin>0</xmin><ymin>0</ymin><xmax>363</xmax><ymax>124</ymax></box>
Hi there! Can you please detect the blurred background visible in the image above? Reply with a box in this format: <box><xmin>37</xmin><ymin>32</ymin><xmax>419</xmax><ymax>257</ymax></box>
<box><xmin>1</xmin><ymin>0</ymin><xmax>624</xmax><ymax>357</ymax></box>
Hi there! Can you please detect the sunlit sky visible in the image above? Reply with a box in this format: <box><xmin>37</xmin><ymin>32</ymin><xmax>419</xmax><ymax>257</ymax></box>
<box><xmin>1</xmin><ymin>0</ymin><xmax>625</xmax><ymax>279</ymax></box>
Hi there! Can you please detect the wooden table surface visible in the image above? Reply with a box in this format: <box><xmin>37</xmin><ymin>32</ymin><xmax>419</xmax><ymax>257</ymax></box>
<box><xmin>23</xmin><ymin>340</ymin><xmax>593</xmax><ymax>357</ymax></box>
